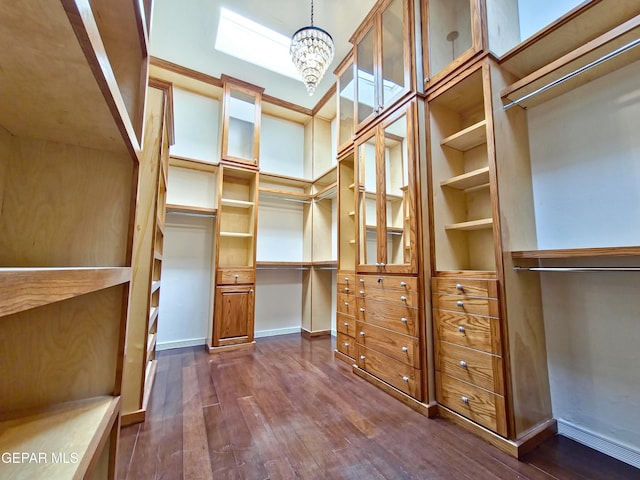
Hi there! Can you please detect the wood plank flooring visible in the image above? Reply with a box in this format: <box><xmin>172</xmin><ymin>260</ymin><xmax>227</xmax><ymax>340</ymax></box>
<box><xmin>117</xmin><ymin>334</ymin><xmax>640</xmax><ymax>479</ymax></box>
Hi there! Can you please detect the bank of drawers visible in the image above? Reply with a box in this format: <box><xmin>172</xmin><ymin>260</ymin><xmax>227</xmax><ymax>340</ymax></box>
<box><xmin>355</xmin><ymin>274</ymin><xmax>422</xmax><ymax>400</ymax></box>
<box><xmin>336</xmin><ymin>271</ymin><xmax>356</xmax><ymax>359</ymax></box>
<box><xmin>432</xmin><ymin>276</ymin><xmax>507</xmax><ymax>436</ymax></box>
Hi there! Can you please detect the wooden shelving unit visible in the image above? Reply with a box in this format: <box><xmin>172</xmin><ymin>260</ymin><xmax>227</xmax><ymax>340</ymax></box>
<box><xmin>441</xmin><ymin>120</ymin><xmax>487</xmax><ymax>151</ymax></box>
<box><xmin>445</xmin><ymin>218</ymin><xmax>493</xmax><ymax>231</ymax></box>
<box><xmin>440</xmin><ymin>166</ymin><xmax>490</xmax><ymax>190</ymax></box>
<box><xmin>511</xmin><ymin>246</ymin><xmax>640</xmax><ymax>259</ymax></box>
<box><xmin>166</xmin><ymin>204</ymin><xmax>217</xmax><ymax>216</ymax></box>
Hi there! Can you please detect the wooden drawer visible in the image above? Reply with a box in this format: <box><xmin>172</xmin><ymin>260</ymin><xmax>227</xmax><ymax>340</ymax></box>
<box><xmin>217</xmin><ymin>268</ymin><xmax>255</xmax><ymax>285</ymax></box>
<box><xmin>432</xmin><ymin>294</ymin><xmax>499</xmax><ymax>317</ymax></box>
<box><xmin>337</xmin><ymin>293</ymin><xmax>357</xmax><ymax>316</ymax></box>
<box><xmin>356</xmin><ymin>344</ymin><xmax>422</xmax><ymax>400</ymax></box>
<box><xmin>436</xmin><ymin>341</ymin><xmax>504</xmax><ymax>394</ymax></box>
<box><xmin>337</xmin><ymin>312</ymin><xmax>356</xmax><ymax>337</ymax></box>
<box><xmin>356</xmin><ymin>321</ymin><xmax>420</xmax><ymax>368</ymax></box>
<box><xmin>356</xmin><ymin>298</ymin><xmax>418</xmax><ymax>337</ymax></box>
<box><xmin>337</xmin><ymin>271</ymin><xmax>356</xmax><ymax>287</ymax></box>
<box><xmin>336</xmin><ymin>332</ymin><xmax>356</xmax><ymax>359</ymax></box>
<box><xmin>433</xmin><ymin>309</ymin><xmax>501</xmax><ymax>355</ymax></box>
<box><xmin>437</xmin><ymin>373</ymin><xmax>507</xmax><ymax>437</ymax></box>
<box><xmin>358</xmin><ymin>288</ymin><xmax>418</xmax><ymax>308</ymax></box>
<box><xmin>432</xmin><ymin>277</ymin><xmax>497</xmax><ymax>298</ymax></box>
<box><xmin>357</xmin><ymin>275</ymin><xmax>418</xmax><ymax>293</ymax></box>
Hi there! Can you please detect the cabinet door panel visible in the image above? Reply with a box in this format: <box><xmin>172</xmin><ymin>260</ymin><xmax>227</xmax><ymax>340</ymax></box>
<box><xmin>213</xmin><ymin>285</ymin><xmax>254</xmax><ymax>346</ymax></box>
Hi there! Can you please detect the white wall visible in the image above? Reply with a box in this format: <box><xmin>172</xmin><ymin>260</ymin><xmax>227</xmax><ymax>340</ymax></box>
<box><xmin>171</xmin><ymin>88</ymin><xmax>220</xmax><ymax>163</ymax></box>
<box><xmin>257</xmin><ymin>198</ymin><xmax>304</xmax><ymax>262</ymax></box>
<box><xmin>527</xmin><ymin>60</ymin><xmax>640</xmax><ymax>465</ymax></box>
<box><xmin>260</xmin><ymin>114</ymin><xmax>305</xmax><ymax>177</ymax></box>
<box><xmin>255</xmin><ymin>269</ymin><xmax>303</xmax><ymax>337</ymax></box>
<box><xmin>166</xmin><ymin>166</ymin><xmax>217</xmax><ymax>209</ymax></box>
<box><xmin>157</xmin><ymin>213</ymin><xmax>215</xmax><ymax>349</ymax></box>
<box><xmin>517</xmin><ymin>0</ymin><xmax>584</xmax><ymax>41</ymax></box>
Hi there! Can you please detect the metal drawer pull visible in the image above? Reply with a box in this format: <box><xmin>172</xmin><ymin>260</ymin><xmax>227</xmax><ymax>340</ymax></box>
<box><xmin>456</xmin><ymin>283</ymin><xmax>463</xmax><ymax>291</ymax></box>
<box><xmin>461</xmin><ymin>396</ymin><xmax>469</xmax><ymax>404</ymax></box>
<box><xmin>456</xmin><ymin>300</ymin><xmax>464</xmax><ymax>307</ymax></box>
<box><xmin>344</xmin><ymin>277</ymin><xmax>349</xmax><ymax>282</ymax></box>
<box><xmin>360</xmin><ymin>308</ymin><xmax>365</xmax><ymax>313</ymax></box>
<box><xmin>401</xmin><ymin>296</ymin><xmax>407</xmax><ymax>302</ymax></box>
<box><xmin>402</xmin><ymin>346</ymin><xmax>409</xmax><ymax>353</ymax></box>
<box><xmin>458</xmin><ymin>326</ymin><xmax>465</xmax><ymax>333</ymax></box>
<box><xmin>360</xmin><ymin>355</ymin><xmax>366</xmax><ymax>360</ymax></box>
<box><xmin>402</xmin><ymin>376</ymin><xmax>409</xmax><ymax>382</ymax></box>
<box><xmin>400</xmin><ymin>281</ymin><xmax>407</xmax><ymax>287</ymax></box>
<box><xmin>360</xmin><ymin>331</ymin><xmax>365</xmax><ymax>337</ymax></box>
<box><xmin>343</xmin><ymin>322</ymin><xmax>349</xmax><ymax>327</ymax></box>
<box><xmin>344</xmin><ymin>342</ymin><xmax>350</xmax><ymax>347</ymax></box>
<box><xmin>344</xmin><ymin>302</ymin><xmax>349</xmax><ymax>306</ymax></box>
<box><xmin>360</xmin><ymin>290</ymin><xmax>365</xmax><ymax>295</ymax></box>
<box><xmin>235</xmin><ymin>274</ymin><xmax>239</xmax><ymax>279</ymax></box>
<box><xmin>401</xmin><ymin>317</ymin><xmax>408</xmax><ymax>323</ymax></box>
<box><xmin>360</xmin><ymin>278</ymin><xmax>365</xmax><ymax>283</ymax></box>
<box><xmin>344</xmin><ymin>287</ymin><xmax>350</xmax><ymax>292</ymax></box>
<box><xmin>380</xmin><ymin>263</ymin><xmax>386</xmax><ymax>267</ymax></box>
<box><xmin>375</xmin><ymin>262</ymin><xmax>380</xmax><ymax>267</ymax></box>
<box><xmin>459</xmin><ymin>360</ymin><xmax>467</xmax><ymax>368</ymax></box>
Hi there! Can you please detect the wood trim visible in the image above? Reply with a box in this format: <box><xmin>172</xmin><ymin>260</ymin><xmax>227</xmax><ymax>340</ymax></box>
<box><xmin>334</xmin><ymin>349</ymin><xmax>356</xmax><ymax>365</ymax></box>
<box><xmin>311</xmin><ymin>83</ymin><xmax>337</xmax><ymax>117</ymax></box>
<box><xmin>169</xmin><ymin>156</ymin><xmax>219</xmax><ymax>172</ymax></box>
<box><xmin>151</xmin><ymin>56</ymin><xmax>223</xmax><ymax>88</ymax></box>
<box><xmin>149</xmin><ymin>77</ymin><xmax>175</xmax><ymax>145</ymax></box>
<box><xmin>166</xmin><ymin>204</ymin><xmax>218</xmax><ymax>216</ymax></box>
<box><xmin>120</xmin><ymin>409</ymin><xmax>146</xmax><ymax>427</ymax></box>
<box><xmin>511</xmin><ymin>246</ymin><xmax>640</xmax><ymax>259</ymax></box>
<box><xmin>207</xmin><ymin>341</ymin><xmax>256</xmax><ymax>354</ymax></box>
<box><xmin>220</xmin><ymin>74</ymin><xmax>265</xmax><ymax>94</ymax></box>
<box><xmin>301</xmin><ymin>329</ymin><xmax>332</xmax><ymax>339</ymax></box>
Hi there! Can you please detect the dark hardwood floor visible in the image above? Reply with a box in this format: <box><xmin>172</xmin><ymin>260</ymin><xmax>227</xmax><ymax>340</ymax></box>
<box><xmin>117</xmin><ymin>334</ymin><xmax>639</xmax><ymax>480</ymax></box>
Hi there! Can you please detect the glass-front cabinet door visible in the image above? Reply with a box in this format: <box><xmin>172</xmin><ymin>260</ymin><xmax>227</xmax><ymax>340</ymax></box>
<box><xmin>423</xmin><ymin>0</ymin><xmax>483</xmax><ymax>86</ymax></box>
<box><xmin>353</xmin><ymin>0</ymin><xmax>412</xmax><ymax>132</ymax></box>
<box><xmin>356</xmin><ymin>101</ymin><xmax>416</xmax><ymax>273</ymax></box>
<box><xmin>336</xmin><ymin>53</ymin><xmax>356</xmax><ymax>154</ymax></box>
<box><xmin>221</xmin><ymin>77</ymin><xmax>263</xmax><ymax>167</ymax></box>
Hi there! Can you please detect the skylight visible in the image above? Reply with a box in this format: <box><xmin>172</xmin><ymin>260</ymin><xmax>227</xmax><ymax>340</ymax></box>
<box><xmin>215</xmin><ymin>8</ymin><xmax>300</xmax><ymax>80</ymax></box>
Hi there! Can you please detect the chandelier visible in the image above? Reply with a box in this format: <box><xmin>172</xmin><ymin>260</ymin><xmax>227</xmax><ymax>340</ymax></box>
<box><xmin>290</xmin><ymin>0</ymin><xmax>335</xmax><ymax>95</ymax></box>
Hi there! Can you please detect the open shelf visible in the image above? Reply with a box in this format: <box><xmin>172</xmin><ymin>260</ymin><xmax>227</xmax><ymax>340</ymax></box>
<box><xmin>511</xmin><ymin>246</ymin><xmax>640</xmax><ymax>259</ymax></box>
<box><xmin>441</xmin><ymin>120</ymin><xmax>487</xmax><ymax>151</ymax></box>
<box><xmin>0</xmin><ymin>395</ymin><xmax>119</xmax><ymax>479</ymax></box>
<box><xmin>221</xmin><ymin>198</ymin><xmax>254</xmax><ymax>208</ymax></box>
<box><xmin>256</xmin><ymin>261</ymin><xmax>312</xmax><ymax>270</ymax></box>
<box><xmin>445</xmin><ymin>218</ymin><xmax>493</xmax><ymax>231</ymax></box>
<box><xmin>149</xmin><ymin>306</ymin><xmax>159</xmax><ymax>324</ymax></box>
<box><xmin>440</xmin><ymin>166</ymin><xmax>490</xmax><ymax>190</ymax></box>
<box><xmin>166</xmin><ymin>203</ymin><xmax>218</xmax><ymax>216</ymax></box>
<box><xmin>0</xmin><ymin>267</ymin><xmax>131</xmax><ymax>318</ymax></box>
<box><xmin>151</xmin><ymin>280</ymin><xmax>161</xmax><ymax>293</ymax></box>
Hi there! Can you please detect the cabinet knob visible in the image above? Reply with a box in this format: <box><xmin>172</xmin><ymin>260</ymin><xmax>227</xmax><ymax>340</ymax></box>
<box><xmin>461</xmin><ymin>396</ymin><xmax>469</xmax><ymax>404</ymax></box>
<box><xmin>456</xmin><ymin>283</ymin><xmax>464</xmax><ymax>291</ymax></box>
<box><xmin>359</xmin><ymin>331</ymin><xmax>365</xmax><ymax>337</ymax></box>
<box><xmin>377</xmin><ymin>277</ymin><xmax>383</xmax><ymax>283</ymax></box>
<box><xmin>460</xmin><ymin>360</ymin><xmax>467</xmax><ymax>368</ymax></box>
<box><xmin>360</xmin><ymin>290</ymin><xmax>365</xmax><ymax>295</ymax></box>
<box><xmin>344</xmin><ymin>342</ymin><xmax>350</xmax><ymax>347</ymax></box>
<box><xmin>458</xmin><ymin>326</ymin><xmax>466</xmax><ymax>333</ymax></box>
<box><xmin>360</xmin><ymin>278</ymin><xmax>365</xmax><ymax>283</ymax></box>
<box><xmin>360</xmin><ymin>308</ymin><xmax>365</xmax><ymax>313</ymax></box>
<box><xmin>343</xmin><ymin>322</ymin><xmax>349</xmax><ymax>327</ymax></box>
<box><xmin>456</xmin><ymin>300</ymin><xmax>464</xmax><ymax>307</ymax></box>
<box><xmin>360</xmin><ymin>355</ymin><xmax>366</xmax><ymax>360</ymax></box>
<box><xmin>235</xmin><ymin>274</ymin><xmax>239</xmax><ymax>279</ymax></box>
<box><xmin>402</xmin><ymin>346</ymin><xmax>409</xmax><ymax>353</ymax></box>
<box><xmin>380</xmin><ymin>263</ymin><xmax>386</xmax><ymax>267</ymax></box>
<box><xmin>249</xmin><ymin>289</ymin><xmax>254</xmax><ymax>294</ymax></box>
<box><xmin>375</xmin><ymin>262</ymin><xmax>380</xmax><ymax>267</ymax></box>
<box><xmin>401</xmin><ymin>317</ymin><xmax>408</xmax><ymax>323</ymax></box>
<box><xmin>402</xmin><ymin>376</ymin><xmax>409</xmax><ymax>382</ymax></box>
<box><xmin>344</xmin><ymin>287</ymin><xmax>350</xmax><ymax>292</ymax></box>
<box><xmin>400</xmin><ymin>281</ymin><xmax>407</xmax><ymax>287</ymax></box>
<box><xmin>401</xmin><ymin>296</ymin><xmax>407</xmax><ymax>302</ymax></box>
<box><xmin>344</xmin><ymin>302</ymin><xmax>349</xmax><ymax>306</ymax></box>
<box><xmin>344</xmin><ymin>277</ymin><xmax>349</xmax><ymax>282</ymax></box>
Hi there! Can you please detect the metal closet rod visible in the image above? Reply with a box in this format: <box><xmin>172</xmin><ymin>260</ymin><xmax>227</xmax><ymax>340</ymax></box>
<box><xmin>166</xmin><ymin>211</ymin><xmax>217</xmax><ymax>218</ymax></box>
<box><xmin>503</xmin><ymin>36</ymin><xmax>640</xmax><ymax>110</ymax></box>
<box><xmin>259</xmin><ymin>193</ymin><xmax>311</xmax><ymax>204</ymax></box>
<box><xmin>513</xmin><ymin>266</ymin><xmax>640</xmax><ymax>272</ymax></box>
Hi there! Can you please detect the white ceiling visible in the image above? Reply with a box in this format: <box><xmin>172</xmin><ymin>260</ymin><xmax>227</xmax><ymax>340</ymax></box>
<box><xmin>150</xmin><ymin>0</ymin><xmax>377</xmax><ymax>109</ymax></box>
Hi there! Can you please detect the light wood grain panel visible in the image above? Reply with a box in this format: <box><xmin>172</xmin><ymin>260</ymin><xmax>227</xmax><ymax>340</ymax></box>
<box><xmin>213</xmin><ymin>285</ymin><xmax>255</xmax><ymax>346</ymax></box>
<box><xmin>0</xmin><ymin>127</ymin><xmax>10</xmax><ymax>209</ymax></box>
<box><xmin>336</xmin><ymin>332</ymin><xmax>356</xmax><ymax>359</ymax></box>
<box><xmin>357</xmin><ymin>274</ymin><xmax>419</xmax><ymax>292</ymax></box>
<box><xmin>356</xmin><ymin>344</ymin><xmax>421</xmax><ymax>399</ymax></box>
<box><xmin>356</xmin><ymin>321</ymin><xmax>420</xmax><ymax>368</ymax></box>
<box><xmin>336</xmin><ymin>293</ymin><xmax>357</xmax><ymax>316</ymax></box>
<box><xmin>357</xmin><ymin>287</ymin><xmax>419</xmax><ymax>307</ymax></box>
<box><xmin>216</xmin><ymin>268</ymin><xmax>255</xmax><ymax>285</ymax></box>
<box><xmin>432</xmin><ymin>277</ymin><xmax>498</xmax><ymax>297</ymax></box>
<box><xmin>357</xmin><ymin>297</ymin><xmax>418</xmax><ymax>337</ymax></box>
<box><xmin>432</xmin><ymin>293</ymin><xmax>499</xmax><ymax>317</ymax></box>
<box><xmin>0</xmin><ymin>286</ymin><xmax>124</xmax><ymax>412</ymax></box>
<box><xmin>0</xmin><ymin>136</ymin><xmax>133</xmax><ymax>267</ymax></box>
<box><xmin>433</xmin><ymin>309</ymin><xmax>502</xmax><ymax>355</ymax></box>
<box><xmin>336</xmin><ymin>313</ymin><xmax>356</xmax><ymax>337</ymax></box>
<box><xmin>436</xmin><ymin>341</ymin><xmax>505</xmax><ymax>394</ymax></box>
<box><xmin>336</xmin><ymin>271</ymin><xmax>356</xmax><ymax>287</ymax></box>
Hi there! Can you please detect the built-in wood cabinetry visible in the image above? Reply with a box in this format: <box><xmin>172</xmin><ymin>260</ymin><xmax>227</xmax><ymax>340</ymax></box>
<box><xmin>0</xmin><ymin>0</ymin><xmax>151</xmax><ymax>477</ymax></box>
<box><xmin>122</xmin><ymin>81</ymin><xmax>173</xmax><ymax>426</ymax></box>
<box><xmin>210</xmin><ymin>166</ymin><xmax>258</xmax><ymax>351</ymax></box>
<box><xmin>352</xmin><ymin>0</ymin><xmax>414</xmax><ymax>132</ymax></box>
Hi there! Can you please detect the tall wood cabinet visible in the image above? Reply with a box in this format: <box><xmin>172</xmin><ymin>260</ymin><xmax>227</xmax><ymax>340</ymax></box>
<box><xmin>0</xmin><ymin>0</ymin><xmax>150</xmax><ymax>477</ymax></box>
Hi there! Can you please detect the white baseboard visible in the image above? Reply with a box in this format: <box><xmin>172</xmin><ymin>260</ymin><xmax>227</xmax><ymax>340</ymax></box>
<box><xmin>156</xmin><ymin>337</ymin><xmax>206</xmax><ymax>351</ymax></box>
<box><xmin>255</xmin><ymin>327</ymin><xmax>301</xmax><ymax>338</ymax></box>
<box><xmin>557</xmin><ymin>419</ymin><xmax>640</xmax><ymax>469</ymax></box>
<box><xmin>331</xmin><ymin>329</ymin><xmax>337</xmax><ymax>337</ymax></box>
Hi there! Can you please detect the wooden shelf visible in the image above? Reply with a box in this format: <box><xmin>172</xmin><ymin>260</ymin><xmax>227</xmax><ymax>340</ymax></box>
<box><xmin>149</xmin><ymin>306</ymin><xmax>159</xmax><ymax>324</ymax></box>
<box><xmin>256</xmin><ymin>261</ymin><xmax>312</xmax><ymax>270</ymax></box>
<box><xmin>258</xmin><ymin>171</ymin><xmax>312</xmax><ymax>189</ymax></box>
<box><xmin>151</xmin><ymin>280</ymin><xmax>161</xmax><ymax>293</ymax></box>
<box><xmin>445</xmin><ymin>218</ymin><xmax>493</xmax><ymax>231</ymax></box>
<box><xmin>511</xmin><ymin>246</ymin><xmax>640</xmax><ymax>259</ymax></box>
<box><xmin>501</xmin><ymin>15</ymin><xmax>640</xmax><ymax>109</ymax></box>
<box><xmin>258</xmin><ymin>187</ymin><xmax>312</xmax><ymax>202</ymax></box>
<box><xmin>219</xmin><ymin>231</ymin><xmax>253</xmax><ymax>238</ymax></box>
<box><xmin>0</xmin><ymin>396</ymin><xmax>119</xmax><ymax>479</ymax></box>
<box><xmin>0</xmin><ymin>267</ymin><xmax>131</xmax><ymax>318</ymax></box>
<box><xmin>221</xmin><ymin>198</ymin><xmax>254</xmax><ymax>208</ymax></box>
<box><xmin>440</xmin><ymin>167</ymin><xmax>490</xmax><ymax>190</ymax></box>
<box><xmin>146</xmin><ymin>332</ymin><xmax>157</xmax><ymax>354</ymax></box>
<box><xmin>166</xmin><ymin>203</ymin><xmax>217</xmax><ymax>216</ymax></box>
<box><xmin>441</xmin><ymin>120</ymin><xmax>487</xmax><ymax>151</ymax></box>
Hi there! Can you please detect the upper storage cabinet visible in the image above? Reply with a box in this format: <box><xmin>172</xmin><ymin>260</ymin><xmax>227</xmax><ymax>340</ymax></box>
<box><xmin>423</xmin><ymin>0</ymin><xmax>483</xmax><ymax>86</ymax></box>
<box><xmin>353</xmin><ymin>0</ymin><xmax>413</xmax><ymax>132</ymax></box>
<box><xmin>221</xmin><ymin>76</ymin><xmax>263</xmax><ymax>167</ymax></box>
<box><xmin>336</xmin><ymin>54</ymin><xmax>356</xmax><ymax>154</ymax></box>
<box><xmin>357</xmin><ymin>101</ymin><xmax>417</xmax><ymax>274</ymax></box>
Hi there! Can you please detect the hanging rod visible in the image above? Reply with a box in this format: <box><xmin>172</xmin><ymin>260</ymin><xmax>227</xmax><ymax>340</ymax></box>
<box><xmin>166</xmin><ymin>210</ymin><xmax>217</xmax><ymax>218</ymax></box>
<box><xmin>514</xmin><ymin>266</ymin><xmax>640</xmax><ymax>272</ymax></box>
<box><xmin>259</xmin><ymin>193</ymin><xmax>312</xmax><ymax>204</ymax></box>
<box><xmin>503</xmin><ymin>36</ymin><xmax>640</xmax><ymax>110</ymax></box>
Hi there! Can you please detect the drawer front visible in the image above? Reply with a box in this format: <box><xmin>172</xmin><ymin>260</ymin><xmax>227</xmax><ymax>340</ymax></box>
<box><xmin>356</xmin><ymin>321</ymin><xmax>420</xmax><ymax>368</ymax></box>
<box><xmin>217</xmin><ymin>269</ymin><xmax>255</xmax><ymax>285</ymax></box>
<box><xmin>357</xmin><ymin>298</ymin><xmax>418</xmax><ymax>337</ymax></box>
<box><xmin>436</xmin><ymin>341</ymin><xmax>504</xmax><ymax>394</ymax></box>
<box><xmin>437</xmin><ymin>373</ymin><xmax>507</xmax><ymax>436</ymax></box>
<box><xmin>358</xmin><ymin>275</ymin><xmax>418</xmax><ymax>293</ymax></box>
<box><xmin>336</xmin><ymin>332</ymin><xmax>356</xmax><ymax>359</ymax></box>
<box><xmin>433</xmin><ymin>309</ymin><xmax>501</xmax><ymax>355</ymax></box>
<box><xmin>337</xmin><ymin>293</ymin><xmax>357</xmax><ymax>316</ymax></box>
<box><xmin>432</xmin><ymin>277</ymin><xmax>497</xmax><ymax>298</ymax></box>
<box><xmin>337</xmin><ymin>271</ymin><xmax>356</xmax><ymax>287</ymax></box>
<box><xmin>358</xmin><ymin>288</ymin><xmax>418</xmax><ymax>307</ymax></box>
<box><xmin>337</xmin><ymin>312</ymin><xmax>356</xmax><ymax>336</ymax></box>
<box><xmin>432</xmin><ymin>294</ymin><xmax>499</xmax><ymax>317</ymax></box>
<box><xmin>337</xmin><ymin>284</ymin><xmax>356</xmax><ymax>295</ymax></box>
<box><xmin>356</xmin><ymin>345</ymin><xmax>422</xmax><ymax>400</ymax></box>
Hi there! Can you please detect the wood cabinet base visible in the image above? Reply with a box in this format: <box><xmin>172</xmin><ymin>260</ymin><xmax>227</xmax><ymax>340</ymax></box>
<box><xmin>301</xmin><ymin>329</ymin><xmax>332</xmax><ymax>339</ymax></box>
<box><xmin>436</xmin><ymin>405</ymin><xmax>557</xmax><ymax>459</ymax></box>
<box><xmin>352</xmin><ymin>366</ymin><xmax>438</xmax><ymax>418</ymax></box>
<box><xmin>334</xmin><ymin>349</ymin><xmax>355</xmax><ymax>365</ymax></box>
<box><xmin>207</xmin><ymin>341</ymin><xmax>256</xmax><ymax>354</ymax></box>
